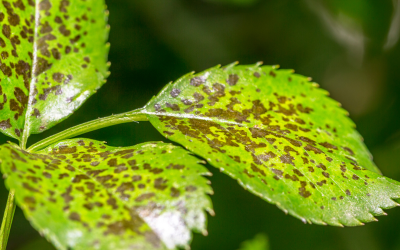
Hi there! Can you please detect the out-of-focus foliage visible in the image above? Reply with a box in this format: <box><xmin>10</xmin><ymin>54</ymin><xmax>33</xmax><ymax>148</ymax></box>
<box><xmin>15</xmin><ymin>238</ymin><xmax>54</xmax><ymax>250</ymax></box>
<box><xmin>203</xmin><ymin>0</ymin><xmax>259</xmax><ymax>6</ymax></box>
<box><xmin>238</xmin><ymin>233</ymin><xmax>269</xmax><ymax>250</ymax></box>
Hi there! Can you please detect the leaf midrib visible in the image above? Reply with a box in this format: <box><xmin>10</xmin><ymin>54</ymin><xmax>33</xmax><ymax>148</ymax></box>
<box><xmin>144</xmin><ymin>110</ymin><xmax>357</xmax><ymax>164</ymax></box>
<box><xmin>21</xmin><ymin>0</ymin><xmax>40</xmax><ymax>148</ymax></box>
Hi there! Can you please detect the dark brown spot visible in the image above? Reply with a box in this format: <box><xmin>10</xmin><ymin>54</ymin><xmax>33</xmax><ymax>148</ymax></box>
<box><xmin>154</xmin><ymin>178</ymin><xmax>167</xmax><ymax>190</ymax></box>
<box><xmin>227</xmin><ymin>74</ymin><xmax>239</xmax><ymax>86</ymax></box>
<box><xmin>251</xmin><ymin>163</ymin><xmax>265</xmax><ymax>176</ymax></box>
<box><xmin>52</xmin><ymin>72</ymin><xmax>64</xmax><ymax>83</ymax></box>
<box><xmin>299</xmin><ymin>181</ymin><xmax>311</xmax><ymax>198</ymax></box>
<box><xmin>190</xmin><ymin>76</ymin><xmax>205</xmax><ymax>87</ymax></box>
<box><xmin>31</xmin><ymin>108</ymin><xmax>40</xmax><ymax>118</ymax></box>
<box><xmin>193</xmin><ymin>92</ymin><xmax>204</xmax><ymax>102</ymax></box>
<box><xmin>170</xmin><ymin>88</ymin><xmax>181</xmax><ymax>98</ymax></box>
<box><xmin>60</xmin><ymin>0</ymin><xmax>70</xmax><ymax>13</ymax></box>
<box><xmin>304</xmin><ymin>145</ymin><xmax>324</xmax><ymax>154</ymax></box>
<box><xmin>2</xmin><ymin>24</ymin><xmax>10</xmax><ymax>38</ymax></box>
<box><xmin>51</xmin><ymin>48</ymin><xmax>61</xmax><ymax>60</ymax></box>
<box><xmin>166</xmin><ymin>103</ymin><xmax>180</xmax><ymax>111</ymax></box>
<box><xmin>135</xmin><ymin>193</ymin><xmax>155</xmax><ymax>202</ymax></box>
<box><xmin>40</xmin><ymin>21</ymin><xmax>52</xmax><ymax>34</ymax></box>
<box><xmin>319</xmin><ymin>142</ymin><xmax>338</xmax><ymax>150</ymax></box>
<box><xmin>170</xmin><ymin>187</ymin><xmax>180</xmax><ymax>197</ymax></box>
<box><xmin>343</xmin><ymin>147</ymin><xmax>355</xmax><ymax>156</ymax></box>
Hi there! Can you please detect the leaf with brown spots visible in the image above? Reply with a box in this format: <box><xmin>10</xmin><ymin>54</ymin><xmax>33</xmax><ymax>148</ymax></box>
<box><xmin>142</xmin><ymin>63</ymin><xmax>400</xmax><ymax>226</ymax></box>
<box><xmin>0</xmin><ymin>0</ymin><xmax>110</xmax><ymax>145</ymax></box>
<box><xmin>0</xmin><ymin>140</ymin><xmax>212</xmax><ymax>249</ymax></box>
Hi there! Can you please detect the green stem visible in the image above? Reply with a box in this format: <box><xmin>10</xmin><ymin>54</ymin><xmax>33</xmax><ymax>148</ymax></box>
<box><xmin>28</xmin><ymin>108</ymin><xmax>149</xmax><ymax>152</ymax></box>
<box><xmin>20</xmin><ymin>133</ymin><xmax>28</xmax><ymax>150</ymax></box>
<box><xmin>0</xmin><ymin>189</ymin><xmax>16</xmax><ymax>250</ymax></box>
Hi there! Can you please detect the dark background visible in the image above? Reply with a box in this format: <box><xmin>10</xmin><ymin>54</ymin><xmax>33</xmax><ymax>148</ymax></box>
<box><xmin>2</xmin><ymin>0</ymin><xmax>400</xmax><ymax>249</ymax></box>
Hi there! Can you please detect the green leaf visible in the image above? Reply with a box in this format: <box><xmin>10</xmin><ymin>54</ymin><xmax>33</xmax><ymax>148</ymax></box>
<box><xmin>143</xmin><ymin>62</ymin><xmax>400</xmax><ymax>226</ymax></box>
<box><xmin>238</xmin><ymin>234</ymin><xmax>269</xmax><ymax>250</ymax></box>
<box><xmin>0</xmin><ymin>0</ymin><xmax>109</xmax><ymax>142</ymax></box>
<box><xmin>0</xmin><ymin>139</ymin><xmax>212</xmax><ymax>249</ymax></box>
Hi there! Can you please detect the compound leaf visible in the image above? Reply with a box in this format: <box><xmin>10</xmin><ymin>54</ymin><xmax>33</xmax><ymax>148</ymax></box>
<box><xmin>0</xmin><ymin>139</ymin><xmax>212</xmax><ymax>249</ymax></box>
<box><xmin>0</xmin><ymin>0</ymin><xmax>109</xmax><ymax>141</ymax></box>
<box><xmin>143</xmin><ymin>63</ymin><xmax>400</xmax><ymax>226</ymax></box>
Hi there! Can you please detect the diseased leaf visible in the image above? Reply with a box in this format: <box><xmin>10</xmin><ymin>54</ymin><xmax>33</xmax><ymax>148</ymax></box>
<box><xmin>143</xmin><ymin>63</ymin><xmax>400</xmax><ymax>226</ymax></box>
<box><xmin>0</xmin><ymin>139</ymin><xmax>212</xmax><ymax>249</ymax></box>
<box><xmin>0</xmin><ymin>0</ymin><xmax>109</xmax><ymax>141</ymax></box>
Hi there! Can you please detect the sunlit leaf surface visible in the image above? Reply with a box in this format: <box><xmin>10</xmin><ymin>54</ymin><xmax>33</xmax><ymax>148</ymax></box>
<box><xmin>0</xmin><ymin>140</ymin><xmax>212</xmax><ymax>249</ymax></box>
<box><xmin>144</xmin><ymin>63</ymin><xmax>400</xmax><ymax>226</ymax></box>
<box><xmin>0</xmin><ymin>0</ymin><xmax>109</xmax><ymax>140</ymax></box>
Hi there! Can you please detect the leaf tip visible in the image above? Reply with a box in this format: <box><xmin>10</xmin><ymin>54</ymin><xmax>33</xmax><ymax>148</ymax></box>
<box><xmin>208</xmin><ymin>209</ymin><xmax>216</xmax><ymax>216</ymax></box>
<box><xmin>204</xmin><ymin>171</ymin><xmax>213</xmax><ymax>177</ymax></box>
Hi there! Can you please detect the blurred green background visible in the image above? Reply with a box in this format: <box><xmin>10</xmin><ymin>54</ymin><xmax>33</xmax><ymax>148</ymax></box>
<box><xmin>2</xmin><ymin>0</ymin><xmax>400</xmax><ymax>249</ymax></box>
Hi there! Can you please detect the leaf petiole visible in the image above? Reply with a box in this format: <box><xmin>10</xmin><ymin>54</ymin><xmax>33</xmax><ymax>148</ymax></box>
<box><xmin>0</xmin><ymin>189</ymin><xmax>16</xmax><ymax>250</ymax></box>
<box><xmin>27</xmin><ymin>108</ymin><xmax>148</xmax><ymax>152</ymax></box>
